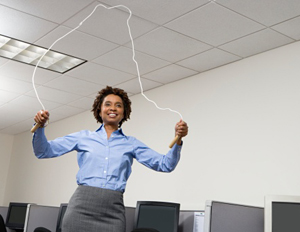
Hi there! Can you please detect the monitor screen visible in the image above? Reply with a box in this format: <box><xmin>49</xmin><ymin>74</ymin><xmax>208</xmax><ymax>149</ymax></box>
<box><xmin>56</xmin><ymin>204</ymin><xmax>68</xmax><ymax>232</ymax></box>
<box><xmin>265</xmin><ymin>195</ymin><xmax>300</xmax><ymax>232</ymax></box>
<box><xmin>5</xmin><ymin>202</ymin><xmax>29</xmax><ymax>230</ymax></box>
<box><xmin>134</xmin><ymin>201</ymin><xmax>180</xmax><ymax>232</ymax></box>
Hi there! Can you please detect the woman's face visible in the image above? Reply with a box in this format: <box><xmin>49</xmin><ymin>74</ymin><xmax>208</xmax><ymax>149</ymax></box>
<box><xmin>100</xmin><ymin>94</ymin><xmax>124</xmax><ymax>127</ymax></box>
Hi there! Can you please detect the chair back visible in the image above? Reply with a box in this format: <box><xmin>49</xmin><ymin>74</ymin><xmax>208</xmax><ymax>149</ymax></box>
<box><xmin>34</xmin><ymin>227</ymin><xmax>51</xmax><ymax>232</ymax></box>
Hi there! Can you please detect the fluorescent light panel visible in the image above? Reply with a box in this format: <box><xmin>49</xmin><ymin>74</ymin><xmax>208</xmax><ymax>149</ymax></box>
<box><xmin>0</xmin><ymin>34</ymin><xmax>87</xmax><ymax>73</ymax></box>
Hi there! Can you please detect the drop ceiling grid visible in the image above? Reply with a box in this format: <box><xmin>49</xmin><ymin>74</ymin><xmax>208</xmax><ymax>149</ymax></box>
<box><xmin>0</xmin><ymin>0</ymin><xmax>299</xmax><ymax>134</ymax></box>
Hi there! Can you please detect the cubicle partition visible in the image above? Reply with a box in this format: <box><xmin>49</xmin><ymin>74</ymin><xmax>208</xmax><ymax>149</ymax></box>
<box><xmin>125</xmin><ymin>206</ymin><xmax>135</xmax><ymax>232</ymax></box>
<box><xmin>179</xmin><ymin>210</ymin><xmax>205</xmax><ymax>232</ymax></box>
<box><xmin>0</xmin><ymin>206</ymin><xmax>9</xmax><ymax>231</ymax></box>
<box><xmin>0</xmin><ymin>206</ymin><xmax>8</xmax><ymax>221</ymax></box>
<box><xmin>24</xmin><ymin>205</ymin><xmax>59</xmax><ymax>232</ymax></box>
<box><xmin>0</xmin><ymin>206</ymin><xmax>8</xmax><ymax>218</ymax></box>
<box><xmin>203</xmin><ymin>200</ymin><xmax>264</xmax><ymax>232</ymax></box>
<box><xmin>1</xmin><ymin>204</ymin><xmax>204</xmax><ymax>232</ymax></box>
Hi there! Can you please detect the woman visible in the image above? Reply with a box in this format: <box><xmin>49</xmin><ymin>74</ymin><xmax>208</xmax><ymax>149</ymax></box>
<box><xmin>32</xmin><ymin>86</ymin><xmax>188</xmax><ymax>232</ymax></box>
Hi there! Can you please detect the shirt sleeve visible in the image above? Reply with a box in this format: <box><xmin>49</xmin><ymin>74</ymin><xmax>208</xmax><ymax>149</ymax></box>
<box><xmin>32</xmin><ymin>127</ymin><xmax>81</xmax><ymax>159</ymax></box>
<box><xmin>132</xmin><ymin>138</ymin><xmax>182</xmax><ymax>172</ymax></box>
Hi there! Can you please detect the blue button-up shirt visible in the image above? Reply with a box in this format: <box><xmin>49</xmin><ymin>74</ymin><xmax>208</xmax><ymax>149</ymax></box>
<box><xmin>32</xmin><ymin>125</ymin><xmax>182</xmax><ymax>192</ymax></box>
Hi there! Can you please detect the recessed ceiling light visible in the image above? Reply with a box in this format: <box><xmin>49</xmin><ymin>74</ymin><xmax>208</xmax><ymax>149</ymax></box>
<box><xmin>0</xmin><ymin>34</ymin><xmax>87</xmax><ymax>73</ymax></box>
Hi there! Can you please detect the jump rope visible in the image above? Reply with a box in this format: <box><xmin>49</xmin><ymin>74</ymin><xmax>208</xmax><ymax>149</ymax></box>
<box><xmin>30</xmin><ymin>3</ymin><xmax>201</xmax><ymax>147</ymax></box>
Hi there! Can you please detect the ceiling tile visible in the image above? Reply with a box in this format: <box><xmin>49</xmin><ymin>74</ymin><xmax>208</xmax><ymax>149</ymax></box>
<box><xmin>0</xmin><ymin>0</ymin><xmax>94</xmax><ymax>24</ymax></box>
<box><xmin>143</xmin><ymin>64</ymin><xmax>198</xmax><ymax>84</ymax></box>
<box><xmin>87</xmin><ymin>90</ymin><xmax>134</xmax><ymax>99</ymax></box>
<box><xmin>44</xmin><ymin>75</ymin><xmax>103</xmax><ymax>96</ymax></box>
<box><xmin>177</xmin><ymin>48</ymin><xmax>241</xmax><ymax>72</ymax></box>
<box><xmin>46</xmin><ymin>113</ymin><xmax>69</xmax><ymax>123</ymax></box>
<box><xmin>88</xmin><ymin>92</ymin><xmax>99</xmax><ymax>99</ymax></box>
<box><xmin>220</xmin><ymin>29</ymin><xmax>294</xmax><ymax>58</ymax></box>
<box><xmin>67</xmin><ymin>97</ymin><xmax>94</xmax><ymax>110</ymax></box>
<box><xmin>128</xmin><ymin>27</ymin><xmax>212</xmax><ymax>62</ymax></box>
<box><xmin>0</xmin><ymin>61</ymin><xmax>61</xmax><ymax>84</ymax></box>
<box><xmin>25</xmin><ymin>86</ymin><xmax>83</xmax><ymax>105</ymax></box>
<box><xmin>0</xmin><ymin>0</ymin><xmax>299</xmax><ymax>135</ymax></box>
<box><xmin>93</xmin><ymin>46</ymin><xmax>170</xmax><ymax>75</ymax></box>
<box><xmin>0</xmin><ymin>90</ymin><xmax>20</xmax><ymax>102</ymax></box>
<box><xmin>50</xmin><ymin>105</ymin><xmax>85</xmax><ymax>117</ymax></box>
<box><xmin>0</xmin><ymin>5</ymin><xmax>58</xmax><ymax>42</ymax></box>
<box><xmin>217</xmin><ymin>0</ymin><xmax>300</xmax><ymax>26</ymax></box>
<box><xmin>0</xmin><ymin>57</ymin><xmax>8</xmax><ymax>66</ymax></box>
<box><xmin>36</xmin><ymin>26</ymin><xmax>119</xmax><ymax>60</ymax></box>
<box><xmin>272</xmin><ymin>16</ymin><xmax>300</xmax><ymax>40</ymax></box>
<box><xmin>166</xmin><ymin>3</ymin><xmax>264</xmax><ymax>46</ymax></box>
<box><xmin>115</xmin><ymin>78</ymin><xmax>162</xmax><ymax>94</ymax></box>
<box><xmin>9</xmin><ymin>95</ymin><xmax>61</xmax><ymax>111</ymax></box>
<box><xmin>0</xmin><ymin>118</ymin><xmax>34</xmax><ymax>135</ymax></box>
<box><xmin>0</xmin><ymin>75</ymin><xmax>34</xmax><ymax>94</ymax></box>
<box><xmin>0</xmin><ymin>103</ymin><xmax>33</xmax><ymax>129</ymax></box>
<box><xmin>67</xmin><ymin>62</ymin><xmax>134</xmax><ymax>86</ymax></box>
<box><xmin>99</xmin><ymin>0</ymin><xmax>208</xmax><ymax>25</ymax></box>
<box><xmin>63</xmin><ymin>2</ymin><xmax>158</xmax><ymax>45</ymax></box>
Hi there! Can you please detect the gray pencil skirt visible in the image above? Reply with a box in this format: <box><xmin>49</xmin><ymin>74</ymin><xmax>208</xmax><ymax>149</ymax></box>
<box><xmin>62</xmin><ymin>185</ymin><xmax>125</xmax><ymax>232</ymax></box>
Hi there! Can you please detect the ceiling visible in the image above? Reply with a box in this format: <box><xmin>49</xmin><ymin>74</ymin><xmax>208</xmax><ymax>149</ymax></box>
<box><xmin>0</xmin><ymin>0</ymin><xmax>299</xmax><ymax>135</ymax></box>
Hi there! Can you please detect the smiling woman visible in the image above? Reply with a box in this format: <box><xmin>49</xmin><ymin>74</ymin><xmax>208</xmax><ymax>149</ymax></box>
<box><xmin>92</xmin><ymin>87</ymin><xmax>130</xmax><ymax>139</ymax></box>
<box><xmin>92</xmin><ymin>86</ymin><xmax>131</xmax><ymax>129</ymax></box>
<box><xmin>100</xmin><ymin>94</ymin><xmax>125</xmax><ymax>129</ymax></box>
<box><xmin>32</xmin><ymin>85</ymin><xmax>188</xmax><ymax>232</ymax></box>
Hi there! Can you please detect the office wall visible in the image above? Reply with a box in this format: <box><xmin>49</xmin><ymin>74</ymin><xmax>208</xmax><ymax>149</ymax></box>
<box><xmin>0</xmin><ymin>133</ymin><xmax>13</xmax><ymax>205</ymax></box>
<box><xmin>3</xmin><ymin>41</ymin><xmax>300</xmax><ymax>209</ymax></box>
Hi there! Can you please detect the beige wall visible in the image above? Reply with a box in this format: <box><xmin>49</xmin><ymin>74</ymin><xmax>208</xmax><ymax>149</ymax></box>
<box><xmin>0</xmin><ymin>133</ymin><xmax>14</xmax><ymax>204</ymax></box>
<box><xmin>3</xmin><ymin>41</ymin><xmax>300</xmax><ymax>209</ymax></box>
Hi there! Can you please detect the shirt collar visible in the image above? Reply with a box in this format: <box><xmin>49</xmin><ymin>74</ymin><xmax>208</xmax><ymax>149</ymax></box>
<box><xmin>96</xmin><ymin>124</ymin><xmax>126</xmax><ymax>137</ymax></box>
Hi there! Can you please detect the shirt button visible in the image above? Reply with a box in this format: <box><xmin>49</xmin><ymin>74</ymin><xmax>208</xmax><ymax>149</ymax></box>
<box><xmin>104</xmin><ymin>170</ymin><xmax>106</xmax><ymax>173</ymax></box>
<box><xmin>105</xmin><ymin>157</ymin><xmax>108</xmax><ymax>160</ymax></box>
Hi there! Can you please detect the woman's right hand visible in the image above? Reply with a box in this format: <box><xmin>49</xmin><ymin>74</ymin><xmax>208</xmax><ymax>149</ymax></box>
<box><xmin>34</xmin><ymin>110</ymin><xmax>49</xmax><ymax>127</ymax></box>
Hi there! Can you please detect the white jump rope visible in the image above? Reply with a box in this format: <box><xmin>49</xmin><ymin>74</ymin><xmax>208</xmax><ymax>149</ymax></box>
<box><xmin>31</xmin><ymin>4</ymin><xmax>185</xmax><ymax>147</ymax></box>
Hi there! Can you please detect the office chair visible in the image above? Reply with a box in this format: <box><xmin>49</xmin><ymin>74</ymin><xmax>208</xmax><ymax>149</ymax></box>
<box><xmin>0</xmin><ymin>214</ymin><xmax>7</xmax><ymax>232</ymax></box>
<box><xmin>34</xmin><ymin>227</ymin><xmax>51</xmax><ymax>232</ymax></box>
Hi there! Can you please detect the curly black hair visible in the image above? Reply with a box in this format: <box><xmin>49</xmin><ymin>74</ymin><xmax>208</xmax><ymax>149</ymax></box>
<box><xmin>92</xmin><ymin>86</ymin><xmax>131</xmax><ymax>127</ymax></box>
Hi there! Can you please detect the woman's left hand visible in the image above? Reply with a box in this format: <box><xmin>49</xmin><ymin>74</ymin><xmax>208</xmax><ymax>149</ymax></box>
<box><xmin>175</xmin><ymin>120</ymin><xmax>188</xmax><ymax>140</ymax></box>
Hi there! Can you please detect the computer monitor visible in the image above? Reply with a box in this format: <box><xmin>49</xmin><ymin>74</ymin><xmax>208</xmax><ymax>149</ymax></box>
<box><xmin>265</xmin><ymin>195</ymin><xmax>300</xmax><ymax>232</ymax></box>
<box><xmin>203</xmin><ymin>200</ymin><xmax>263</xmax><ymax>232</ymax></box>
<box><xmin>134</xmin><ymin>201</ymin><xmax>180</xmax><ymax>232</ymax></box>
<box><xmin>55</xmin><ymin>203</ymin><xmax>68</xmax><ymax>232</ymax></box>
<box><xmin>5</xmin><ymin>202</ymin><xmax>30</xmax><ymax>231</ymax></box>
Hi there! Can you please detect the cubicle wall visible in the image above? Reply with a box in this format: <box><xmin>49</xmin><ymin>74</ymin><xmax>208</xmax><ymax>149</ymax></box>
<box><xmin>179</xmin><ymin>210</ymin><xmax>205</xmax><ymax>232</ymax></box>
<box><xmin>1</xmin><ymin>204</ymin><xmax>204</xmax><ymax>232</ymax></box>
<box><xmin>0</xmin><ymin>206</ymin><xmax>8</xmax><ymax>221</ymax></box>
<box><xmin>2</xmin><ymin>201</ymin><xmax>265</xmax><ymax>232</ymax></box>
<box><xmin>24</xmin><ymin>205</ymin><xmax>59</xmax><ymax>232</ymax></box>
<box><xmin>125</xmin><ymin>206</ymin><xmax>135</xmax><ymax>232</ymax></box>
<box><xmin>0</xmin><ymin>206</ymin><xmax>8</xmax><ymax>231</ymax></box>
<box><xmin>203</xmin><ymin>200</ymin><xmax>264</xmax><ymax>232</ymax></box>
